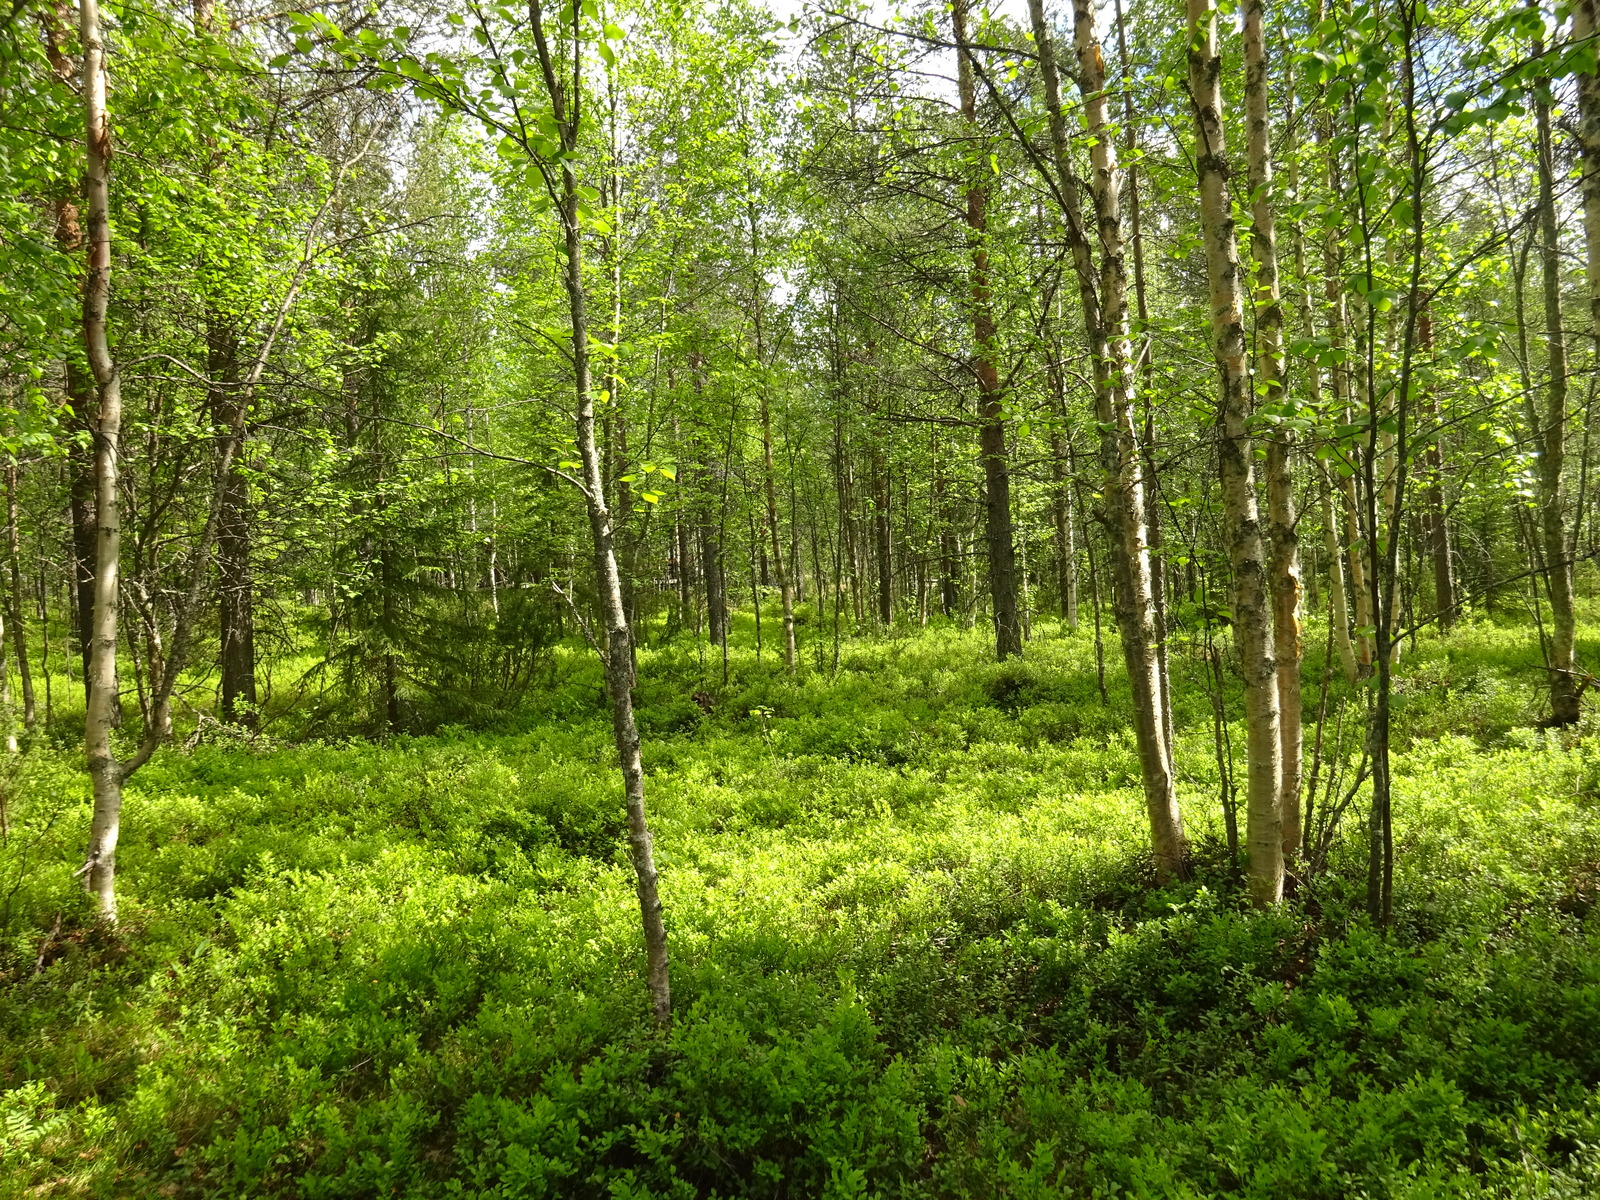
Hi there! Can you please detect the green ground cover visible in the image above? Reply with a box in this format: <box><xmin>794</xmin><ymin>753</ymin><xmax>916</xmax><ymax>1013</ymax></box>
<box><xmin>1</xmin><ymin>617</ymin><xmax>1598</xmax><ymax>1198</ymax></box>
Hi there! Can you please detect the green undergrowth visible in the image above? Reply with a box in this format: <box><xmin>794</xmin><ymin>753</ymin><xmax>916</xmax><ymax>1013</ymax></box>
<box><xmin>1</xmin><ymin>616</ymin><xmax>1598</xmax><ymax>1198</ymax></box>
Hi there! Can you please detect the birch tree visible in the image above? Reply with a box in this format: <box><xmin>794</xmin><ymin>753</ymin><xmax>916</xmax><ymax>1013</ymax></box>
<box><xmin>1187</xmin><ymin>0</ymin><xmax>1283</xmax><ymax>906</ymax></box>
<box><xmin>1030</xmin><ymin>0</ymin><xmax>1188</xmax><ymax>880</ymax></box>
<box><xmin>1243</xmin><ymin>0</ymin><xmax>1303</xmax><ymax>858</ymax></box>
<box><xmin>321</xmin><ymin>0</ymin><xmax>674</xmax><ymax>1022</ymax></box>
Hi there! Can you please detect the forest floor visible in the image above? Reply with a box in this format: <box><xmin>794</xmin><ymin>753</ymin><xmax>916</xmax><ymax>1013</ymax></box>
<box><xmin>2</xmin><ymin>614</ymin><xmax>1599</xmax><ymax>1198</ymax></box>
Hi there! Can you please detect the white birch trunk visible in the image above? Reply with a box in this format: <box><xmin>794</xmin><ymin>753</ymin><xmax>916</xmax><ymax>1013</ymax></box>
<box><xmin>1030</xmin><ymin>0</ymin><xmax>1187</xmax><ymax>881</ymax></box>
<box><xmin>1188</xmin><ymin>0</ymin><xmax>1283</xmax><ymax>906</ymax></box>
<box><xmin>1243</xmin><ymin>0</ymin><xmax>1303</xmax><ymax>861</ymax></box>
<box><xmin>80</xmin><ymin>0</ymin><xmax>125</xmax><ymax>921</ymax></box>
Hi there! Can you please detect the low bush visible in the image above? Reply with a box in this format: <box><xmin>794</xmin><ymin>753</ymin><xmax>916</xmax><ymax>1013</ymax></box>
<box><xmin>1</xmin><ymin>618</ymin><xmax>1596</xmax><ymax>1197</ymax></box>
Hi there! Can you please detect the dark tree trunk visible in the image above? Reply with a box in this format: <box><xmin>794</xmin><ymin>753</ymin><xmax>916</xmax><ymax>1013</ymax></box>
<box><xmin>1416</xmin><ymin>307</ymin><xmax>1457</xmax><ymax>630</ymax></box>
<box><xmin>67</xmin><ymin>364</ymin><xmax>97</xmax><ymax>698</ymax></box>
<box><xmin>953</xmin><ymin>0</ymin><xmax>1022</xmax><ymax>661</ymax></box>
<box><xmin>6</xmin><ymin>462</ymin><xmax>35</xmax><ymax>732</ymax></box>
<box><xmin>209</xmin><ymin>320</ymin><xmax>256</xmax><ymax>725</ymax></box>
<box><xmin>872</xmin><ymin>450</ymin><xmax>892</xmax><ymax>626</ymax></box>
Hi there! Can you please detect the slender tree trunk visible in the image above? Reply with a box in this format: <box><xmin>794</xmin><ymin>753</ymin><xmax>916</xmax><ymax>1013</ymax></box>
<box><xmin>6</xmin><ymin>464</ymin><xmax>35</xmax><ymax>732</ymax></box>
<box><xmin>209</xmin><ymin>321</ymin><xmax>256</xmax><ymax>724</ymax></box>
<box><xmin>1111</xmin><ymin>0</ymin><xmax>1175</xmax><ymax>766</ymax></box>
<box><xmin>673</xmin><ymin>415</ymin><xmax>693</xmax><ymax>628</ymax></box>
<box><xmin>758</xmin><ymin>386</ymin><xmax>797</xmax><ymax>672</ymax></box>
<box><xmin>1578</xmin><ymin>0</ymin><xmax>1600</xmax><ymax>384</ymax></box>
<box><xmin>1033</xmin><ymin>0</ymin><xmax>1186</xmax><ymax>878</ymax></box>
<box><xmin>1291</xmin><ymin>124</ymin><xmax>1360</xmax><ymax>682</ymax></box>
<box><xmin>1189</xmin><ymin>0</ymin><xmax>1283</xmax><ymax>906</ymax></box>
<box><xmin>40</xmin><ymin>10</ymin><xmax>96</xmax><ymax>707</ymax></box>
<box><xmin>1243</xmin><ymin>0</ymin><xmax>1302</xmax><ymax>863</ymax></box>
<box><xmin>67</xmin><ymin>390</ymin><xmax>97</xmax><ymax>699</ymax></box>
<box><xmin>691</xmin><ymin>358</ymin><xmax>727</xmax><ymax>654</ymax></box>
<box><xmin>1534</xmin><ymin>47</ymin><xmax>1578</xmax><ymax>726</ymax></box>
<box><xmin>701</xmin><ymin>493</ymin><xmax>726</xmax><ymax>648</ymax></box>
<box><xmin>935</xmin><ymin>434</ymin><xmax>958</xmax><ymax>617</ymax></box>
<box><xmin>839</xmin><ymin>447</ymin><xmax>862</xmax><ymax>623</ymax></box>
<box><xmin>1318</xmin><ymin>463</ymin><xmax>1359</xmax><ymax>680</ymax></box>
<box><xmin>1363</xmin><ymin>22</ymin><xmax>1427</xmax><ymax>928</ymax></box>
<box><xmin>1575</xmin><ymin>0</ymin><xmax>1600</xmax><ymax>684</ymax></box>
<box><xmin>1416</xmin><ymin>306</ymin><xmax>1457</xmax><ymax>630</ymax></box>
<box><xmin>81</xmin><ymin>0</ymin><xmax>125</xmax><ymax>920</ymax></box>
<box><xmin>195</xmin><ymin>0</ymin><xmax>257</xmax><ymax>725</ymax></box>
<box><xmin>872</xmin><ymin>448</ymin><xmax>892</xmax><ymax>626</ymax></box>
<box><xmin>1049</xmin><ymin>413</ymin><xmax>1078</xmax><ymax>628</ymax></box>
<box><xmin>952</xmin><ymin>0</ymin><xmax>1022</xmax><ymax>662</ymax></box>
<box><xmin>1079</xmin><ymin>483</ymin><xmax>1109</xmax><ymax>705</ymax></box>
<box><xmin>532</xmin><ymin>10</ymin><xmax>669</xmax><ymax>1022</ymax></box>
<box><xmin>1320</xmin><ymin>124</ymin><xmax>1375</xmax><ymax>676</ymax></box>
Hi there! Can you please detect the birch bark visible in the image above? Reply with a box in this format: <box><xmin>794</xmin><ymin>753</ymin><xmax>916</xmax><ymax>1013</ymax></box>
<box><xmin>1243</xmin><ymin>0</ymin><xmax>1303</xmax><ymax>860</ymax></box>
<box><xmin>1030</xmin><ymin>0</ymin><xmax>1187</xmax><ymax>879</ymax></box>
<box><xmin>80</xmin><ymin>0</ymin><xmax>126</xmax><ymax>919</ymax></box>
<box><xmin>1188</xmin><ymin>0</ymin><xmax>1283</xmax><ymax>905</ymax></box>
<box><xmin>530</xmin><ymin>0</ymin><xmax>670</xmax><ymax>1020</ymax></box>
